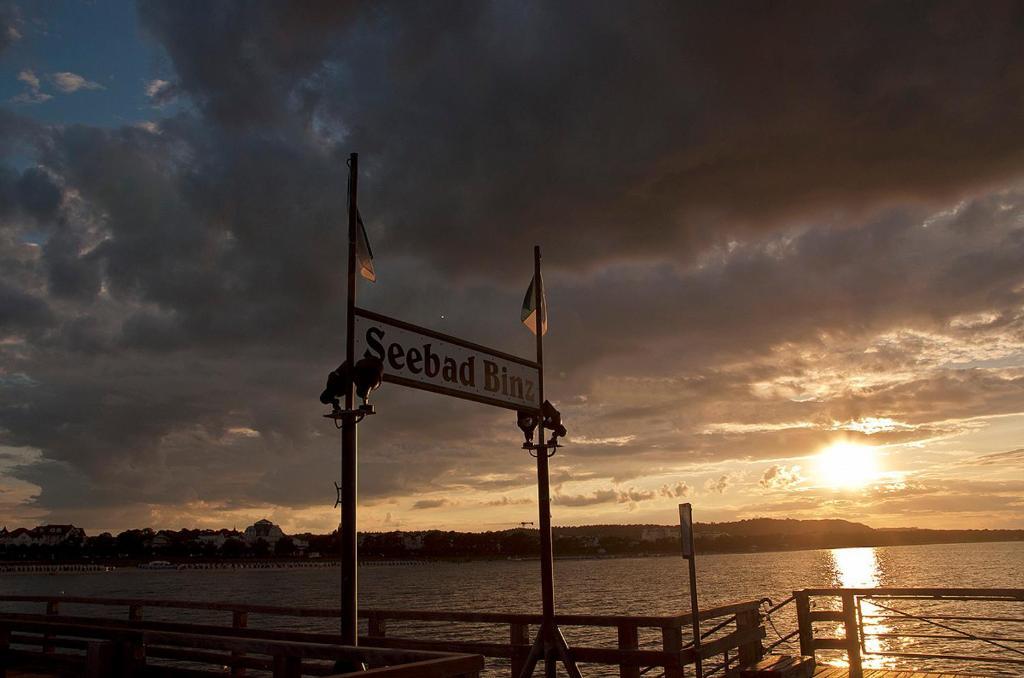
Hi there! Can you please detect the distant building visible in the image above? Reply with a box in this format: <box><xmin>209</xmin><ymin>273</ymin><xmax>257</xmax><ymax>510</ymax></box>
<box><xmin>640</xmin><ymin>527</ymin><xmax>676</xmax><ymax>542</ymax></box>
<box><xmin>0</xmin><ymin>524</ymin><xmax>85</xmax><ymax>547</ymax></box>
<box><xmin>148</xmin><ymin>533</ymin><xmax>172</xmax><ymax>550</ymax></box>
<box><xmin>34</xmin><ymin>525</ymin><xmax>85</xmax><ymax>545</ymax></box>
<box><xmin>401</xmin><ymin>532</ymin><xmax>424</xmax><ymax>551</ymax></box>
<box><xmin>243</xmin><ymin>519</ymin><xmax>284</xmax><ymax>545</ymax></box>
<box><xmin>1</xmin><ymin>528</ymin><xmax>34</xmax><ymax>546</ymax></box>
<box><xmin>194</xmin><ymin>529</ymin><xmax>240</xmax><ymax>549</ymax></box>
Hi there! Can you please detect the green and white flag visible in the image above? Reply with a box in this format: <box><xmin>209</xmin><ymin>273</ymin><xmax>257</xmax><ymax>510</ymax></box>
<box><xmin>356</xmin><ymin>209</ymin><xmax>375</xmax><ymax>282</ymax></box>
<box><xmin>521</xmin><ymin>272</ymin><xmax>548</xmax><ymax>336</ymax></box>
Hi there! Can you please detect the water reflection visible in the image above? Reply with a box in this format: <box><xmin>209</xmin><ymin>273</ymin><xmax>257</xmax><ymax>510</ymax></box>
<box><xmin>828</xmin><ymin>547</ymin><xmax>894</xmax><ymax>669</ymax></box>
<box><xmin>831</xmin><ymin>547</ymin><xmax>880</xmax><ymax>588</ymax></box>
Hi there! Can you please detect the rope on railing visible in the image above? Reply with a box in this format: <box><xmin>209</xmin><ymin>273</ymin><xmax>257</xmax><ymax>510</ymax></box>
<box><xmin>760</xmin><ymin>596</ymin><xmax>796</xmax><ymax>648</ymax></box>
<box><xmin>651</xmin><ymin>615</ymin><xmax>738</xmax><ymax>677</ymax></box>
<box><xmin>682</xmin><ymin>613</ymin><xmax>737</xmax><ymax>649</ymax></box>
<box><xmin>679</xmin><ymin>601</ymin><xmax>772</xmax><ymax>677</ymax></box>
<box><xmin>762</xmin><ymin>595</ymin><xmax>795</xmax><ymax>617</ymax></box>
<box><xmin>763</xmin><ymin>629</ymin><xmax>799</xmax><ymax>654</ymax></box>
<box><xmin>863</xmin><ymin>597</ymin><xmax>1024</xmax><ymax>659</ymax></box>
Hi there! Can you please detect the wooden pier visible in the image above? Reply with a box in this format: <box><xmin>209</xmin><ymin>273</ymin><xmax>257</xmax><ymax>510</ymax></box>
<box><xmin>1</xmin><ymin>666</ymin><xmax>984</xmax><ymax>678</ymax></box>
<box><xmin>814</xmin><ymin>670</ymin><xmax>971</xmax><ymax>678</ymax></box>
<box><xmin>0</xmin><ymin>588</ymin><xmax>1018</xmax><ymax>677</ymax></box>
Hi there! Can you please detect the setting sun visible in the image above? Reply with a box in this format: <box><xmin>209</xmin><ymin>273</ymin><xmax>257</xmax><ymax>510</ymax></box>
<box><xmin>815</xmin><ymin>442</ymin><xmax>880</xmax><ymax>489</ymax></box>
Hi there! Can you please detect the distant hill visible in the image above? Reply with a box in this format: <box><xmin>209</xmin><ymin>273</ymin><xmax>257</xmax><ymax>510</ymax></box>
<box><xmin>545</xmin><ymin>519</ymin><xmax>1021</xmax><ymax>556</ymax></box>
<box><xmin>551</xmin><ymin>518</ymin><xmax>875</xmax><ymax>539</ymax></box>
<box><xmin>693</xmin><ymin>518</ymin><xmax>875</xmax><ymax>538</ymax></box>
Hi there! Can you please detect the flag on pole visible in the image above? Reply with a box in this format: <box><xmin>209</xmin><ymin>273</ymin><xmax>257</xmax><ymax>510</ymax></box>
<box><xmin>356</xmin><ymin>209</ymin><xmax>375</xmax><ymax>282</ymax></box>
<box><xmin>521</xmin><ymin>273</ymin><xmax>548</xmax><ymax>335</ymax></box>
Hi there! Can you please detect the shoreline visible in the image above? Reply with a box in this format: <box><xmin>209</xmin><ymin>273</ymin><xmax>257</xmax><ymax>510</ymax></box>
<box><xmin>0</xmin><ymin>538</ymin><xmax>1019</xmax><ymax>573</ymax></box>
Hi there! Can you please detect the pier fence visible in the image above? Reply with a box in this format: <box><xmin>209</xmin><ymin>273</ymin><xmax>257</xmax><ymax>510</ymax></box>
<box><xmin>0</xmin><ymin>594</ymin><xmax>766</xmax><ymax>677</ymax></box>
<box><xmin>0</xmin><ymin>618</ymin><xmax>483</xmax><ymax>677</ymax></box>
<box><xmin>786</xmin><ymin>587</ymin><xmax>1024</xmax><ymax>678</ymax></box>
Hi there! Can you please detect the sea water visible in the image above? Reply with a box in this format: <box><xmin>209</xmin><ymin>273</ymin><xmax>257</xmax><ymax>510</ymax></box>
<box><xmin>3</xmin><ymin>541</ymin><xmax>1022</xmax><ymax>675</ymax></box>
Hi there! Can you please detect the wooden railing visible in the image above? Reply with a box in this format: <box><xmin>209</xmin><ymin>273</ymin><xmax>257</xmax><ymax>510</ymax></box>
<box><xmin>793</xmin><ymin>587</ymin><xmax>1024</xmax><ymax>678</ymax></box>
<box><xmin>0</xmin><ymin>595</ymin><xmax>767</xmax><ymax>677</ymax></box>
<box><xmin>0</xmin><ymin>615</ymin><xmax>484</xmax><ymax>677</ymax></box>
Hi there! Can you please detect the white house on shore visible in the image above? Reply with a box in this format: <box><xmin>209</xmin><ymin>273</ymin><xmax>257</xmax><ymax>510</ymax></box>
<box><xmin>195</xmin><ymin>529</ymin><xmax>242</xmax><ymax>549</ymax></box>
<box><xmin>243</xmin><ymin>519</ymin><xmax>285</xmax><ymax>545</ymax></box>
<box><xmin>0</xmin><ymin>525</ymin><xmax>85</xmax><ymax>547</ymax></box>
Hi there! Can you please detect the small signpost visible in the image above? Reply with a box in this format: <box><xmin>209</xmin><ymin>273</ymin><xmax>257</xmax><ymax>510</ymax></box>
<box><xmin>680</xmin><ymin>503</ymin><xmax>703</xmax><ymax>678</ymax></box>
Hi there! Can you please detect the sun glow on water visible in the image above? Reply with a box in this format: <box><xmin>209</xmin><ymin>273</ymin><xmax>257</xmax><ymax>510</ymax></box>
<box><xmin>832</xmin><ymin>547</ymin><xmax>880</xmax><ymax>588</ymax></box>
<box><xmin>829</xmin><ymin>547</ymin><xmax>896</xmax><ymax>670</ymax></box>
<box><xmin>815</xmin><ymin>442</ymin><xmax>879</xmax><ymax>489</ymax></box>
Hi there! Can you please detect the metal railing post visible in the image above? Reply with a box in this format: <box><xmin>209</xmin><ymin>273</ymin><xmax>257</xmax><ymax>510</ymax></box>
<box><xmin>0</xmin><ymin>623</ymin><xmax>10</xmax><ymax>677</ymax></box>
<box><xmin>663</xmin><ymin>625</ymin><xmax>684</xmax><ymax>678</ymax></box>
<box><xmin>841</xmin><ymin>592</ymin><xmax>862</xmax><ymax>678</ymax></box>
<box><xmin>231</xmin><ymin>610</ymin><xmax>248</xmax><ymax>678</ymax></box>
<box><xmin>736</xmin><ymin>607</ymin><xmax>764</xmax><ymax>667</ymax></box>
<box><xmin>510</xmin><ymin>623</ymin><xmax>531</xmax><ymax>678</ymax></box>
<box><xmin>794</xmin><ymin>591</ymin><xmax>814</xmax><ymax>658</ymax></box>
<box><xmin>618</xmin><ymin>622</ymin><xmax>641</xmax><ymax>678</ymax></box>
<box><xmin>43</xmin><ymin>600</ymin><xmax>58</xmax><ymax>654</ymax></box>
<box><xmin>119</xmin><ymin>636</ymin><xmax>145</xmax><ymax>678</ymax></box>
<box><xmin>85</xmin><ymin>640</ymin><xmax>114</xmax><ymax>678</ymax></box>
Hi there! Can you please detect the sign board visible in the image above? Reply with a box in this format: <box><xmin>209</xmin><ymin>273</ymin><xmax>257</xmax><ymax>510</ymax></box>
<box><xmin>679</xmin><ymin>503</ymin><xmax>695</xmax><ymax>559</ymax></box>
<box><xmin>353</xmin><ymin>307</ymin><xmax>541</xmax><ymax>412</ymax></box>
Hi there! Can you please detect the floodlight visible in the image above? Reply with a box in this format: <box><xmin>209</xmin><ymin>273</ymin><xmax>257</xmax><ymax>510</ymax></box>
<box><xmin>541</xmin><ymin>400</ymin><xmax>567</xmax><ymax>441</ymax></box>
<box><xmin>517</xmin><ymin>410</ymin><xmax>539</xmax><ymax>447</ymax></box>
<box><xmin>352</xmin><ymin>357</ymin><xmax>384</xmax><ymax>411</ymax></box>
<box><xmin>319</xmin><ymin>362</ymin><xmax>351</xmax><ymax>409</ymax></box>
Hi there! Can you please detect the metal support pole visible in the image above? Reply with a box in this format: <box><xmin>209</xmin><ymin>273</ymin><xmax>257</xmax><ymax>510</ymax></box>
<box><xmin>680</xmin><ymin>503</ymin><xmax>702</xmax><ymax>678</ymax></box>
<box><xmin>534</xmin><ymin>246</ymin><xmax>557</xmax><ymax>676</ymax></box>
<box><xmin>341</xmin><ymin>152</ymin><xmax>359</xmax><ymax>646</ymax></box>
<box><xmin>842</xmin><ymin>592</ymin><xmax>862</xmax><ymax>678</ymax></box>
<box><xmin>537</xmin><ymin>447</ymin><xmax>556</xmax><ymax>676</ymax></box>
<box><xmin>517</xmin><ymin>246</ymin><xmax>583</xmax><ymax>678</ymax></box>
<box><xmin>688</xmin><ymin>554</ymin><xmax>703</xmax><ymax>678</ymax></box>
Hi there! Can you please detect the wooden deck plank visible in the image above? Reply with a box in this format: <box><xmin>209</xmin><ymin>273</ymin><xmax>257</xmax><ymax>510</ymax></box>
<box><xmin>814</xmin><ymin>670</ymin><xmax>978</xmax><ymax>678</ymax></box>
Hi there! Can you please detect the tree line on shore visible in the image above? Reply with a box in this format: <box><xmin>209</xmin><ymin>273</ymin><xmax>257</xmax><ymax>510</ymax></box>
<box><xmin>1</xmin><ymin>519</ymin><xmax>1019</xmax><ymax>562</ymax></box>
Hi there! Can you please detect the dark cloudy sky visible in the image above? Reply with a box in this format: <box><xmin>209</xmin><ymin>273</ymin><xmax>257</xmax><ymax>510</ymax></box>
<box><xmin>1</xmin><ymin>1</ymin><xmax>1022</xmax><ymax>535</ymax></box>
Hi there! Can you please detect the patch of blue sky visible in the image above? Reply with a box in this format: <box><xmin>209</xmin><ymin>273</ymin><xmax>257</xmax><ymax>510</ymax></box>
<box><xmin>0</xmin><ymin>0</ymin><xmax>178</xmax><ymax>128</ymax></box>
<box><xmin>19</xmin><ymin>227</ymin><xmax>45</xmax><ymax>245</ymax></box>
<box><xmin>5</xmin><ymin>149</ymin><xmax>37</xmax><ymax>172</ymax></box>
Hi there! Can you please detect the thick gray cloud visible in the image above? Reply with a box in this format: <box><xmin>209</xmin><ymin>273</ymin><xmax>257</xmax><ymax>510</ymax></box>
<box><xmin>0</xmin><ymin>279</ymin><xmax>50</xmax><ymax>333</ymax></box>
<box><xmin>129</xmin><ymin>1</ymin><xmax>1024</xmax><ymax>276</ymax></box>
<box><xmin>1</xmin><ymin>2</ymin><xmax>1024</xmax><ymax>530</ymax></box>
